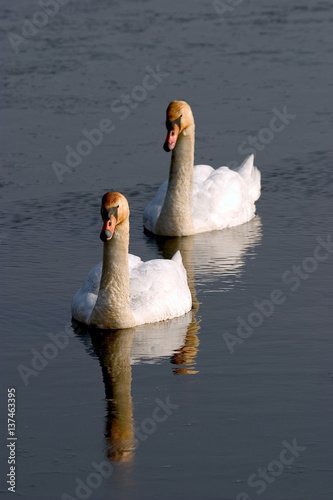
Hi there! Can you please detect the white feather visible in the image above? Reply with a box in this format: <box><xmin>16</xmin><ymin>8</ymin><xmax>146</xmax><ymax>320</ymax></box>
<box><xmin>71</xmin><ymin>252</ymin><xmax>192</xmax><ymax>327</ymax></box>
<box><xmin>144</xmin><ymin>154</ymin><xmax>261</xmax><ymax>234</ymax></box>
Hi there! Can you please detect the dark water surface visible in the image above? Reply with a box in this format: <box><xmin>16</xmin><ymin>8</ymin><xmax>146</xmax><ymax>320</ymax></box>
<box><xmin>1</xmin><ymin>1</ymin><xmax>332</xmax><ymax>499</ymax></box>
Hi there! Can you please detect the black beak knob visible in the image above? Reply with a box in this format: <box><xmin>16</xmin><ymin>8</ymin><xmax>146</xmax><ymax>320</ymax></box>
<box><xmin>100</xmin><ymin>229</ymin><xmax>112</xmax><ymax>242</ymax></box>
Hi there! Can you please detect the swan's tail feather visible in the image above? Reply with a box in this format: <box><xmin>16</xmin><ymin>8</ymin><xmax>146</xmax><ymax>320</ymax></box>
<box><xmin>236</xmin><ymin>154</ymin><xmax>261</xmax><ymax>203</ymax></box>
<box><xmin>171</xmin><ymin>250</ymin><xmax>183</xmax><ymax>265</ymax></box>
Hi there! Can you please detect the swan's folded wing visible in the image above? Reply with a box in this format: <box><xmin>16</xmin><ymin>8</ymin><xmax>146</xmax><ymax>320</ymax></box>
<box><xmin>130</xmin><ymin>251</ymin><xmax>192</xmax><ymax>325</ymax></box>
<box><xmin>143</xmin><ymin>180</ymin><xmax>168</xmax><ymax>232</ymax></box>
<box><xmin>128</xmin><ymin>253</ymin><xmax>143</xmax><ymax>271</ymax></box>
<box><xmin>192</xmin><ymin>163</ymin><xmax>257</xmax><ymax>231</ymax></box>
<box><xmin>71</xmin><ymin>262</ymin><xmax>102</xmax><ymax>323</ymax></box>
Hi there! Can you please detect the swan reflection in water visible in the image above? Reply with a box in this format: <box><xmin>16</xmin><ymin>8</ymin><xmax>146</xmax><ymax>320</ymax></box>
<box><xmin>145</xmin><ymin>215</ymin><xmax>262</xmax><ymax>297</ymax></box>
<box><xmin>72</xmin><ymin>310</ymin><xmax>198</xmax><ymax>463</ymax></box>
<box><xmin>71</xmin><ymin>215</ymin><xmax>262</xmax><ymax>462</ymax></box>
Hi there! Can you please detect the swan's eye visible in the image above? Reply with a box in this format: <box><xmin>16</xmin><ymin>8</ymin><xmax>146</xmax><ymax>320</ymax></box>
<box><xmin>166</xmin><ymin>115</ymin><xmax>182</xmax><ymax>132</ymax></box>
<box><xmin>106</xmin><ymin>206</ymin><xmax>119</xmax><ymax>221</ymax></box>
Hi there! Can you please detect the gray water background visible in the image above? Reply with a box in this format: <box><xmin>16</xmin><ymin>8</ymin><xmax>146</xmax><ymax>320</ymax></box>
<box><xmin>0</xmin><ymin>1</ymin><xmax>332</xmax><ymax>499</ymax></box>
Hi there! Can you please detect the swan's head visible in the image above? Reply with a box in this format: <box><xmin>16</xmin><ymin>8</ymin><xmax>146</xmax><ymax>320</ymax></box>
<box><xmin>164</xmin><ymin>100</ymin><xmax>194</xmax><ymax>152</ymax></box>
<box><xmin>100</xmin><ymin>192</ymin><xmax>129</xmax><ymax>242</ymax></box>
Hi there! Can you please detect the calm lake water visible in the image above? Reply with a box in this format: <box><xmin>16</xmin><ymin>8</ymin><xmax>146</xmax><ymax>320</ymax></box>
<box><xmin>1</xmin><ymin>1</ymin><xmax>332</xmax><ymax>499</ymax></box>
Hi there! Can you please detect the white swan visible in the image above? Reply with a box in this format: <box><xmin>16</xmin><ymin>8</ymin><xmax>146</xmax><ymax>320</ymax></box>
<box><xmin>72</xmin><ymin>192</ymin><xmax>192</xmax><ymax>330</ymax></box>
<box><xmin>143</xmin><ymin>100</ymin><xmax>261</xmax><ymax>236</ymax></box>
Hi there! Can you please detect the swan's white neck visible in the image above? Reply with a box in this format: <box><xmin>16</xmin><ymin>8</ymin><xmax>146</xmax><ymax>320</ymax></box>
<box><xmin>89</xmin><ymin>219</ymin><xmax>136</xmax><ymax>330</ymax></box>
<box><xmin>155</xmin><ymin>123</ymin><xmax>195</xmax><ymax>236</ymax></box>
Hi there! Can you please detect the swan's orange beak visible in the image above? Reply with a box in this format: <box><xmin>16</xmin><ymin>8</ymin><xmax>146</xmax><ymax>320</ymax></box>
<box><xmin>100</xmin><ymin>214</ymin><xmax>117</xmax><ymax>242</ymax></box>
<box><xmin>164</xmin><ymin>125</ymin><xmax>180</xmax><ymax>152</ymax></box>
